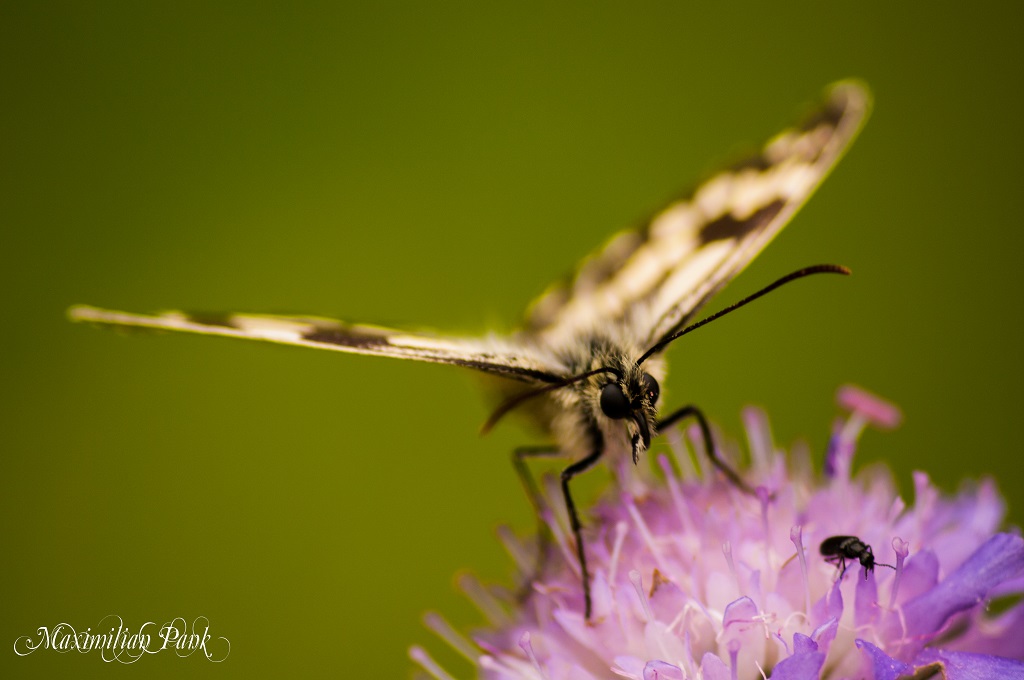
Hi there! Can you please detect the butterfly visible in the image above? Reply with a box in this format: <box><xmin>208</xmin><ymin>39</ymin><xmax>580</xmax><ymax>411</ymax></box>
<box><xmin>70</xmin><ymin>81</ymin><xmax>870</xmax><ymax>619</ymax></box>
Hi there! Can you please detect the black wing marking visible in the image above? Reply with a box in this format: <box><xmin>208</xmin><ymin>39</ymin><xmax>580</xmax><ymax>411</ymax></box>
<box><xmin>68</xmin><ymin>306</ymin><xmax>564</xmax><ymax>384</ymax></box>
<box><xmin>525</xmin><ymin>81</ymin><xmax>871</xmax><ymax>347</ymax></box>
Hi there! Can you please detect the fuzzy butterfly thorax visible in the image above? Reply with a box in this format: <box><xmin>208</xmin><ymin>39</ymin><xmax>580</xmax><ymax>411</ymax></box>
<box><xmin>487</xmin><ymin>325</ymin><xmax>668</xmax><ymax>462</ymax></box>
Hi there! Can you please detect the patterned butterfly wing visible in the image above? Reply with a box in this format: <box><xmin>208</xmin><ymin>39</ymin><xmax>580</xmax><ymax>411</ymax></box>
<box><xmin>70</xmin><ymin>82</ymin><xmax>868</xmax><ymax>391</ymax></box>
<box><xmin>524</xmin><ymin>81</ymin><xmax>870</xmax><ymax>349</ymax></box>
<box><xmin>68</xmin><ymin>306</ymin><xmax>564</xmax><ymax>384</ymax></box>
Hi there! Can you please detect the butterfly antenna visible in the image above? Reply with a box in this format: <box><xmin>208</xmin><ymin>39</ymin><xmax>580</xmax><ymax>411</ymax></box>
<box><xmin>480</xmin><ymin>367</ymin><xmax>620</xmax><ymax>435</ymax></box>
<box><xmin>637</xmin><ymin>264</ymin><xmax>851</xmax><ymax>365</ymax></box>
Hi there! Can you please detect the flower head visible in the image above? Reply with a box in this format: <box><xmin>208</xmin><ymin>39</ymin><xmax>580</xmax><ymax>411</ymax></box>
<box><xmin>413</xmin><ymin>387</ymin><xmax>1024</xmax><ymax>679</ymax></box>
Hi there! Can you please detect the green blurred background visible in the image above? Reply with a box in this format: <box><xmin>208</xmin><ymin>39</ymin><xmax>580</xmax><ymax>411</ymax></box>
<box><xmin>3</xmin><ymin>2</ymin><xmax>1021</xmax><ymax>678</ymax></box>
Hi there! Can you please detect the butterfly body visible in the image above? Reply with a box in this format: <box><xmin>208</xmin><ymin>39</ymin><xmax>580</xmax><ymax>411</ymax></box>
<box><xmin>70</xmin><ymin>81</ymin><xmax>871</xmax><ymax>618</ymax></box>
<box><xmin>491</xmin><ymin>326</ymin><xmax>664</xmax><ymax>460</ymax></box>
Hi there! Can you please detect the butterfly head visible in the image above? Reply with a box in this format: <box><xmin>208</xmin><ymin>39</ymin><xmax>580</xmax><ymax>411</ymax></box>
<box><xmin>597</xmin><ymin>365</ymin><xmax>660</xmax><ymax>464</ymax></box>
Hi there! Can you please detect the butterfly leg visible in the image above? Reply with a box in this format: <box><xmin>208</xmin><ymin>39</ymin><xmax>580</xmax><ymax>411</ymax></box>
<box><xmin>511</xmin><ymin>445</ymin><xmax>562</xmax><ymax>598</ymax></box>
<box><xmin>657</xmin><ymin>405</ymin><xmax>755</xmax><ymax>495</ymax></box>
<box><xmin>561</xmin><ymin>426</ymin><xmax>605</xmax><ymax>621</ymax></box>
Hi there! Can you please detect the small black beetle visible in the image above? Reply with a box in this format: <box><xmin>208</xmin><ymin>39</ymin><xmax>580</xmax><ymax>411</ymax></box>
<box><xmin>820</xmin><ymin>535</ymin><xmax>895</xmax><ymax>580</ymax></box>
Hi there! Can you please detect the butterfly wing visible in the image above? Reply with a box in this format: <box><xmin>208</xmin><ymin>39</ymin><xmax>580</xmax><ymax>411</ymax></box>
<box><xmin>525</xmin><ymin>81</ymin><xmax>870</xmax><ymax>348</ymax></box>
<box><xmin>72</xmin><ymin>83</ymin><xmax>867</xmax><ymax>385</ymax></box>
<box><xmin>68</xmin><ymin>306</ymin><xmax>564</xmax><ymax>384</ymax></box>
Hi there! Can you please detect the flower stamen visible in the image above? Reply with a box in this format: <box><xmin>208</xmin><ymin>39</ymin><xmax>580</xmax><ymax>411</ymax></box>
<box><xmin>888</xmin><ymin>537</ymin><xmax>910</xmax><ymax>610</ymax></box>
<box><xmin>791</xmin><ymin>525</ymin><xmax>813</xmax><ymax>616</ymax></box>
<box><xmin>518</xmin><ymin>632</ymin><xmax>548</xmax><ymax>680</ymax></box>
<box><xmin>457</xmin><ymin>573</ymin><xmax>510</xmax><ymax>627</ymax></box>
<box><xmin>628</xmin><ymin>570</ymin><xmax>654</xmax><ymax>623</ymax></box>
<box><xmin>408</xmin><ymin>645</ymin><xmax>456</xmax><ymax>680</ymax></box>
<box><xmin>423</xmin><ymin>611</ymin><xmax>479</xmax><ymax>662</ymax></box>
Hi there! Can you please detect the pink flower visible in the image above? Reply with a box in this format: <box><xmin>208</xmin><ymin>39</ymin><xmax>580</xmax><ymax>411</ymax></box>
<box><xmin>413</xmin><ymin>387</ymin><xmax>1024</xmax><ymax>679</ymax></box>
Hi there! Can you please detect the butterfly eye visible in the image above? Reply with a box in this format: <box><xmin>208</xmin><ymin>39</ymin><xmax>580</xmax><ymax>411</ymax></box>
<box><xmin>642</xmin><ymin>373</ymin><xmax>660</xmax><ymax>403</ymax></box>
<box><xmin>600</xmin><ymin>383</ymin><xmax>631</xmax><ymax>419</ymax></box>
